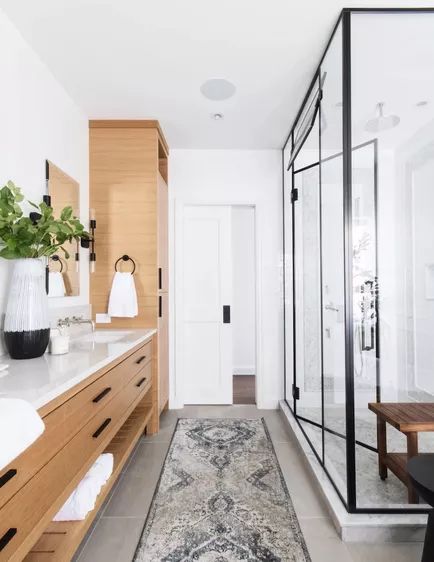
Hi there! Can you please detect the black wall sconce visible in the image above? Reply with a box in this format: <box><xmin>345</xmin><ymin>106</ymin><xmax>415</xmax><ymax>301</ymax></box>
<box><xmin>84</xmin><ymin>209</ymin><xmax>96</xmax><ymax>273</ymax></box>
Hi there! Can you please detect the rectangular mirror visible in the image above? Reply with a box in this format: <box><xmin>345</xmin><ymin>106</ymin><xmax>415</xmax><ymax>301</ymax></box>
<box><xmin>46</xmin><ymin>160</ymin><xmax>80</xmax><ymax>297</ymax></box>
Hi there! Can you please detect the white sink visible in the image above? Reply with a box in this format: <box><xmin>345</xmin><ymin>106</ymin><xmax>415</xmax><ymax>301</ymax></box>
<box><xmin>77</xmin><ymin>331</ymin><xmax>133</xmax><ymax>344</ymax></box>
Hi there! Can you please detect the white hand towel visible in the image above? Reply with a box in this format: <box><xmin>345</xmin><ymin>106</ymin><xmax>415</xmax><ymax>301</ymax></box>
<box><xmin>0</xmin><ymin>398</ymin><xmax>45</xmax><ymax>471</ymax></box>
<box><xmin>48</xmin><ymin>271</ymin><xmax>66</xmax><ymax>297</ymax></box>
<box><xmin>53</xmin><ymin>453</ymin><xmax>114</xmax><ymax>521</ymax></box>
<box><xmin>108</xmin><ymin>272</ymin><xmax>138</xmax><ymax>318</ymax></box>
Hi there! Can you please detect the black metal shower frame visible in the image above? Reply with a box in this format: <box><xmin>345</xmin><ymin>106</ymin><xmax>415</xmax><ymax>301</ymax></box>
<box><xmin>282</xmin><ymin>7</ymin><xmax>434</xmax><ymax>515</ymax></box>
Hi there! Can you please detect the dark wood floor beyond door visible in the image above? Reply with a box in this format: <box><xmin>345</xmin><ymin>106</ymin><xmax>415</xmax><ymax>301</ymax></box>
<box><xmin>233</xmin><ymin>375</ymin><xmax>256</xmax><ymax>404</ymax></box>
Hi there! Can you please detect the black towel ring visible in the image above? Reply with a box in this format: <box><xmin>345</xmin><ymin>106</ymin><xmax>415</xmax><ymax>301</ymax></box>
<box><xmin>50</xmin><ymin>255</ymin><xmax>64</xmax><ymax>273</ymax></box>
<box><xmin>115</xmin><ymin>254</ymin><xmax>136</xmax><ymax>274</ymax></box>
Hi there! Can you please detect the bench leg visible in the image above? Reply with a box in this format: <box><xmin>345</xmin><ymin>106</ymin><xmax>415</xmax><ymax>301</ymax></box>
<box><xmin>377</xmin><ymin>418</ymin><xmax>388</xmax><ymax>480</ymax></box>
<box><xmin>422</xmin><ymin>511</ymin><xmax>434</xmax><ymax>562</ymax></box>
<box><xmin>406</xmin><ymin>432</ymin><xmax>419</xmax><ymax>504</ymax></box>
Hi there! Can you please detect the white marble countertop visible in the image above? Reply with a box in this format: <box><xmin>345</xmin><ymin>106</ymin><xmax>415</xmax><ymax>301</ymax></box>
<box><xmin>0</xmin><ymin>329</ymin><xmax>156</xmax><ymax>410</ymax></box>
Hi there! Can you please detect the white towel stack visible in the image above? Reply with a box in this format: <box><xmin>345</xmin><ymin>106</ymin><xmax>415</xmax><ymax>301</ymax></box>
<box><xmin>48</xmin><ymin>271</ymin><xmax>66</xmax><ymax>297</ymax></box>
<box><xmin>53</xmin><ymin>453</ymin><xmax>114</xmax><ymax>521</ymax></box>
<box><xmin>108</xmin><ymin>272</ymin><xmax>138</xmax><ymax>317</ymax></box>
<box><xmin>0</xmin><ymin>398</ymin><xmax>45</xmax><ymax>471</ymax></box>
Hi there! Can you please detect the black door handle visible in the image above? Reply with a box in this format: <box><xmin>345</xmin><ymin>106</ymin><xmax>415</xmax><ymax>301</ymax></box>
<box><xmin>223</xmin><ymin>305</ymin><xmax>231</xmax><ymax>324</ymax></box>
<box><xmin>0</xmin><ymin>469</ymin><xmax>17</xmax><ymax>489</ymax></box>
<box><xmin>159</xmin><ymin>295</ymin><xmax>162</xmax><ymax>318</ymax></box>
<box><xmin>0</xmin><ymin>528</ymin><xmax>17</xmax><ymax>551</ymax></box>
<box><xmin>92</xmin><ymin>418</ymin><xmax>112</xmax><ymax>439</ymax></box>
<box><xmin>92</xmin><ymin>387</ymin><xmax>112</xmax><ymax>403</ymax></box>
<box><xmin>158</xmin><ymin>267</ymin><xmax>162</xmax><ymax>290</ymax></box>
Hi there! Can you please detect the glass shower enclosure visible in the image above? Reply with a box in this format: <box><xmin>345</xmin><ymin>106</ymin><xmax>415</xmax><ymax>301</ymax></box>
<box><xmin>283</xmin><ymin>8</ymin><xmax>434</xmax><ymax>514</ymax></box>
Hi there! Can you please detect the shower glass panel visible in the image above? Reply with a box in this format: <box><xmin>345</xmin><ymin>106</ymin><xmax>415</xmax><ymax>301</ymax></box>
<box><xmin>319</xmin><ymin>22</ymin><xmax>347</xmax><ymax>499</ymax></box>
<box><xmin>293</xmin><ymin>104</ymin><xmax>322</xmax><ymax>431</ymax></box>
<box><xmin>283</xmin><ymin>9</ymin><xmax>434</xmax><ymax>514</ymax></box>
<box><xmin>351</xmin><ymin>11</ymin><xmax>434</xmax><ymax>510</ymax></box>
<box><xmin>283</xmin><ymin>143</ymin><xmax>294</xmax><ymax>406</ymax></box>
<box><xmin>293</xmin><ymin>164</ymin><xmax>321</xmax><ymax>429</ymax></box>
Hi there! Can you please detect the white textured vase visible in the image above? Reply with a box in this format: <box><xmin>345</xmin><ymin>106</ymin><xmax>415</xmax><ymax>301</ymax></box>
<box><xmin>4</xmin><ymin>258</ymin><xmax>50</xmax><ymax>359</ymax></box>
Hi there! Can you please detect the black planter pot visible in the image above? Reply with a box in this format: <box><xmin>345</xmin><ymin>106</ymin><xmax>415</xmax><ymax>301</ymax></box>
<box><xmin>4</xmin><ymin>329</ymin><xmax>50</xmax><ymax>360</ymax></box>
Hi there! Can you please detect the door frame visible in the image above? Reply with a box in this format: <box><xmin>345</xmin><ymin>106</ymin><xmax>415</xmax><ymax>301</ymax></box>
<box><xmin>173</xmin><ymin>201</ymin><xmax>262</xmax><ymax>408</ymax></box>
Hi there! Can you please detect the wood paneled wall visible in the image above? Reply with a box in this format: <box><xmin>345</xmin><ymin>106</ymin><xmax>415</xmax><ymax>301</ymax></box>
<box><xmin>89</xmin><ymin>121</ymin><xmax>168</xmax><ymax>330</ymax></box>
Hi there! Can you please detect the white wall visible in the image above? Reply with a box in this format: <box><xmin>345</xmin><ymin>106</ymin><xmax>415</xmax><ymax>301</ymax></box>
<box><xmin>0</xmin><ymin>9</ymin><xmax>89</xmax><ymax>353</ymax></box>
<box><xmin>232</xmin><ymin>206</ymin><xmax>256</xmax><ymax>375</ymax></box>
<box><xmin>169</xmin><ymin>149</ymin><xmax>283</xmax><ymax>409</ymax></box>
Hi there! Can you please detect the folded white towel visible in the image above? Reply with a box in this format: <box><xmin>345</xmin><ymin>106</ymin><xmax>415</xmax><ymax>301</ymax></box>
<box><xmin>48</xmin><ymin>271</ymin><xmax>66</xmax><ymax>297</ymax></box>
<box><xmin>53</xmin><ymin>453</ymin><xmax>114</xmax><ymax>521</ymax></box>
<box><xmin>108</xmin><ymin>272</ymin><xmax>138</xmax><ymax>318</ymax></box>
<box><xmin>0</xmin><ymin>398</ymin><xmax>45</xmax><ymax>471</ymax></box>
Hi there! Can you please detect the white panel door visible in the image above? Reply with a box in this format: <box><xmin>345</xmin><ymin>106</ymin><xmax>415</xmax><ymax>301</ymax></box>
<box><xmin>182</xmin><ymin>205</ymin><xmax>232</xmax><ymax>404</ymax></box>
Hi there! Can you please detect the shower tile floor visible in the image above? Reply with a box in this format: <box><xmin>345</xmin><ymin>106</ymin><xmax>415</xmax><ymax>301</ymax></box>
<box><xmin>297</xmin><ymin>406</ymin><xmax>434</xmax><ymax>508</ymax></box>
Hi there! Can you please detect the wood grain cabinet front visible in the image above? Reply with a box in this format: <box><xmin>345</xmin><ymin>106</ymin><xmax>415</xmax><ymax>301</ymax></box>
<box><xmin>0</xmin><ymin>359</ymin><xmax>152</xmax><ymax>562</ymax></box>
<box><xmin>0</xmin><ymin>340</ymin><xmax>151</xmax><ymax>511</ymax></box>
<box><xmin>0</xmin><ymin>337</ymin><xmax>156</xmax><ymax>562</ymax></box>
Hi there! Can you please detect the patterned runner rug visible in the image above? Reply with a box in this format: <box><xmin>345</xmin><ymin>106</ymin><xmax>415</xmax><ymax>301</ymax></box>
<box><xmin>134</xmin><ymin>418</ymin><xmax>311</xmax><ymax>561</ymax></box>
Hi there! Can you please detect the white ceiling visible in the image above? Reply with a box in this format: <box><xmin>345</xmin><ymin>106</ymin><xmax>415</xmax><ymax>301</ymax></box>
<box><xmin>1</xmin><ymin>0</ymin><xmax>433</xmax><ymax>149</ymax></box>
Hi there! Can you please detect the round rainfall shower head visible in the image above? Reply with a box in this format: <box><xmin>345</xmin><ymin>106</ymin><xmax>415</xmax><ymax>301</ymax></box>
<box><xmin>365</xmin><ymin>102</ymin><xmax>400</xmax><ymax>133</ymax></box>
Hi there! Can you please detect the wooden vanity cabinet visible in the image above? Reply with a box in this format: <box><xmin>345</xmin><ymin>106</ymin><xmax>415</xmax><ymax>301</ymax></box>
<box><xmin>89</xmin><ymin>120</ymin><xmax>170</xmax><ymax>414</ymax></box>
<box><xmin>0</xmin><ymin>335</ymin><xmax>156</xmax><ymax>562</ymax></box>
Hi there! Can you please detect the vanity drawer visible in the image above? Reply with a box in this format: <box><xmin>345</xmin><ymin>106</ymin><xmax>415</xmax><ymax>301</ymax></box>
<box><xmin>0</xmin><ymin>339</ymin><xmax>152</xmax><ymax>511</ymax></box>
<box><xmin>124</xmin><ymin>361</ymin><xmax>152</xmax><ymax>405</ymax></box>
<box><xmin>0</xmin><ymin>383</ymin><xmax>135</xmax><ymax>562</ymax></box>
<box><xmin>0</xmin><ymin>405</ymin><xmax>66</xmax><ymax>511</ymax></box>
<box><xmin>124</xmin><ymin>340</ymin><xmax>152</xmax><ymax>373</ymax></box>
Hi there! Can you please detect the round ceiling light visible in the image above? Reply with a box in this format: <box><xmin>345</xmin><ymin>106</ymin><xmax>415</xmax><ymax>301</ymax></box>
<box><xmin>200</xmin><ymin>79</ymin><xmax>236</xmax><ymax>101</ymax></box>
<box><xmin>212</xmin><ymin>113</ymin><xmax>224</xmax><ymax>121</ymax></box>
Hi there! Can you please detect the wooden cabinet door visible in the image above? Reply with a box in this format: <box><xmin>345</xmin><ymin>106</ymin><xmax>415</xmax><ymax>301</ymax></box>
<box><xmin>158</xmin><ymin>292</ymin><xmax>169</xmax><ymax>412</ymax></box>
<box><xmin>157</xmin><ymin>172</ymin><xmax>169</xmax><ymax>293</ymax></box>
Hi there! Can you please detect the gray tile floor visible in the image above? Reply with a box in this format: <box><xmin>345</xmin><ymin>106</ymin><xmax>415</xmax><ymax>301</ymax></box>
<box><xmin>76</xmin><ymin>406</ymin><xmax>424</xmax><ymax>562</ymax></box>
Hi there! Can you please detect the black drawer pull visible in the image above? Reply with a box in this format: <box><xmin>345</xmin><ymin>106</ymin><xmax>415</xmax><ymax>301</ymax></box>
<box><xmin>136</xmin><ymin>355</ymin><xmax>147</xmax><ymax>365</ymax></box>
<box><xmin>92</xmin><ymin>418</ymin><xmax>112</xmax><ymax>439</ymax></box>
<box><xmin>0</xmin><ymin>469</ymin><xmax>17</xmax><ymax>489</ymax></box>
<box><xmin>0</xmin><ymin>528</ymin><xmax>17</xmax><ymax>551</ymax></box>
<box><xmin>92</xmin><ymin>387</ymin><xmax>112</xmax><ymax>403</ymax></box>
<box><xmin>136</xmin><ymin>377</ymin><xmax>147</xmax><ymax>388</ymax></box>
<box><xmin>158</xmin><ymin>267</ymin><xmax>162</xmax><ymax>290</ymax></box>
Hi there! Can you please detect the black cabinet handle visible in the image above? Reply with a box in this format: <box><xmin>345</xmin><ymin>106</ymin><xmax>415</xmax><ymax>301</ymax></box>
<box><xmin>0</xmin><ymin>469</ymin><xmax>17</xmax><ymax>489</ymax></box>
<box><xmin>159</xmin><ymin>295</ymin><xmax>162</xmax><ymax>318</ymax></box>
<box><xmin>136</xmin><ymin>355</ymin><xmax>147</xmax><ymax>365</ymax></box>
<box><xmin>223</xmin><ymin>305</ymin><xmax>231</xmax><ymax>324</ymax></box>
<box><xmin>92</xmin><ymin>418</ymin><xmax>112</xmax><ymax>439</ymax></box>
<box><xmin>158</xmin><ymin>267</ymin><xmax>162</xmax><ymax>290</ymax></box>
<box><xmin>92</xmin><ymin>387</ymin><xmax>112</xmax><ymax>403</ymax></box>
<box><xmin>136</xmin><ymin>377</ymin><xmax>147</xmax><ymax>388</ymax></box>
<box><xmin>0</xmin><ymin>528</ymin><xmax>17</xmax><ymax>551</ymax></box>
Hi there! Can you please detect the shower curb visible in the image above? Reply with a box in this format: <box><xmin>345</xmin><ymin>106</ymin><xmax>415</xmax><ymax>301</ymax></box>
<box><xmin>279</xmin><ymin>400</ymin><xmax>427</xmax><ymax>543</ymax></box>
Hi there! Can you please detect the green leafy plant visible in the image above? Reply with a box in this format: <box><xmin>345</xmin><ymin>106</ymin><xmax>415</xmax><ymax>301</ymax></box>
<box><xmin>0</xmin><ymin>180</ymin><xmax>88</xmax><ymax>259</ymax></box>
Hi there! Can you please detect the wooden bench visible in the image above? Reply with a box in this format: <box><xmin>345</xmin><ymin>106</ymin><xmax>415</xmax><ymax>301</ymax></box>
<box><xmin>368</xmin><ymin>402</ymin><xmax>434</xmax><ymax>503</ymax></box>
